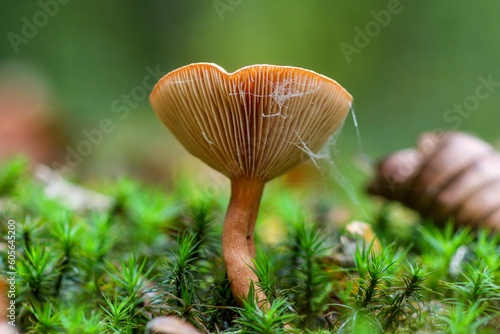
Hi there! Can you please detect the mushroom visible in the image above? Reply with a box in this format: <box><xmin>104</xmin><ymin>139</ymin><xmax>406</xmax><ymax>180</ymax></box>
<box><xmin>145</xmin><ymin>316</ymin><xmax>202</xmax><ymax>334</ymax></box>
<box><xmin>150</xmin><ymin>63</ymin><xmax>352</xmax><ymax>305</ymax></box>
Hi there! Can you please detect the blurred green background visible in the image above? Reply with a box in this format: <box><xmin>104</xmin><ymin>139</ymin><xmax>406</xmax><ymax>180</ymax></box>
<box><xmin>1</xmin><ymin>1</ymin><xmax>499</xmax><ymax>193</ymax></box>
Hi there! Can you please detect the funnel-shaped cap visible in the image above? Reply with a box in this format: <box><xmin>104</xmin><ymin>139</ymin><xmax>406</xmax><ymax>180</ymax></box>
<box><xmin>150</xmin><ymin>63</ymin><xmax>352</xmax><ymax>181</ymax></box>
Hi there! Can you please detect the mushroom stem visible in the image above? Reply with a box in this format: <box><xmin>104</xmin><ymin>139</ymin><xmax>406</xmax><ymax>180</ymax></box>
<box><xmin>222</xmin><ymin>177</ymin><xmax>266</xmax><ymax>305</ymax></box>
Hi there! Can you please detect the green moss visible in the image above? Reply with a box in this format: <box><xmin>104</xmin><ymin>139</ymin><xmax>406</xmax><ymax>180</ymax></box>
<box><xmin>0</xmin><ymin>157</ymin><xmax>499</xmax><ymax>333</ymax></box>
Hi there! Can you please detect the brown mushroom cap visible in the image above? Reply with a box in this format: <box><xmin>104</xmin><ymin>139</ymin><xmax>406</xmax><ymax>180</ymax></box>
<box><xmin>150</xmin><ymin>63</ymin><xmax>352</xmax><ymax>181</ymax></box>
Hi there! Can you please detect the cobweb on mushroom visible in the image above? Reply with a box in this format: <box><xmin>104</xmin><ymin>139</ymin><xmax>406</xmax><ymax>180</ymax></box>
<box><xmin>293</xmin><ymin>102</ymin><xmax>367</xmax><ymax>217</ymax></box>
<box><xmin>229</xmin><ymin>77</ymin><xmax>319</xmax><ymax>118</ymax></box>
<box><xmin>264</xmin><ymin>78</ymin><xmax>319</xmax><ymax>118</ymax></box>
